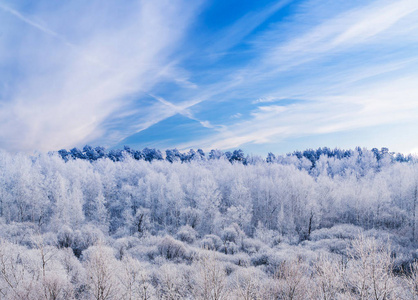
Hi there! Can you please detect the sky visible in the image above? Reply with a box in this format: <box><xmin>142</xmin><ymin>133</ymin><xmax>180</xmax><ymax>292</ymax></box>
<box><xmin>1</xmin><ymin>0</ymin><xmax>418</xmax><ymax>155</ymax></box>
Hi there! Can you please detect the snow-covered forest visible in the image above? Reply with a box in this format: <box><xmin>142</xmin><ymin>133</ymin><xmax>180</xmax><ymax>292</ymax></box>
<box><xmin>1</xmin><ymin>146</ymin><xmax>418</xmax><ymax>299</ymax></box>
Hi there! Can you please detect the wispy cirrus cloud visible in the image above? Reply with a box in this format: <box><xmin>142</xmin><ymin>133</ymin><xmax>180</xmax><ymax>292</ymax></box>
<box><xmin>172</xmin><ymin>0</ymin><xmax>418</xmax><ymax>153</ymax></box>
<box><xmin>202</xmin><ymin>0</ymin><xmax>291</xmax><ymax>59</ymax></box>
<box><xmin>1</xmin><ymin>0</ymin><xmax>418</xmax><ymax>154</ymax></box>
<box><xmin>0</xmin><ymin>0</ymin><xmax>202</xmax><ymax>152</ymax></box>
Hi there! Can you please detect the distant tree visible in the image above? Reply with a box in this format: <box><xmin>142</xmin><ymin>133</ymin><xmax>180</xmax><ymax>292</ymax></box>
<box><xmin>132</xmin><ymin>149</ymin><xmax>143</xmax><ymax>160</ymax></box>
<box><xmin>58</xmin><ymin>149</ymin><xmax>71</xmax><ymax>161</ymax></box>
<box><xmin>70</xmin><ymin>147</ymin><xmax>86</xmax><ymax>160</ymax></box>
<box><xmin>209</xmin><ymin>149</ymin><xmax>224</xmax><ymax>160</ymax></box>
<box><xmin>95</xmin><ymin>146</ymin><xmax>106</xmax><ymax>159</ymax></box>
<box><xmin>230</xmin><ymin>149</ymin><xmax>246</xmax><ymax>164</ymax></box>
<box><xmin>224</xmin><ymin>151</ymin><xmax>232</xmax><ymax>161</ymax></box>
<box><xmin>183</xmin><ymin>149</ymin><xmax>197</xmax><ymax>162</ymax></box>
<box><xmin>165</xmin><ymin>149</ymin><xmax>182</xmax><ymax>163</ymax></box>
<box><xmin>142</xmin><ymin>148</ymin><xmax>163</xmax><ymax>162</ymax></box>
<box><xmin>107</xmin><ymin>149</ymin><xmax>123</xmax><ymax>162</ymax></box>
<box><xmin>84</xmin><ymin>145</ymin><xmax>100</xmax><ymax>161</ymax></box>
<box><xmin>371</xmin><ymin>147</ymin><xmax>381</xmax><ymax>160</ymax></box>
<box><xmin>293</xmin><ymin>150</ymin><xmax>303</xmax><ymax>159</ymax></box>
<box><xmin>266</xmin><ymin>152</ymin><xmax>276</xmax><ymax>163</ymax></box>
<box><xmin>197</xmin><ymin>149</ymin><xmax>206</xmax><ymax>159</ymax></box>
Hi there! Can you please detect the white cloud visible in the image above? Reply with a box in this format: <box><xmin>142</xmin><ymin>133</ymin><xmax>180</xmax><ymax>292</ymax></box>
<box><xmin>230</xmin><ymin>113</ymin><xmax>242</xmax><ymax>119</ymax></box>
<box><xmin>252</xmin><ymin>96</ymin><xmax>282</xmax><ymax>104</ymax></box>
<box><xmin>2</xmin><ymin>0</ymin><xmax>418</xmax><ymax>153</ymax></box>
<box><xmin>184</xmin><ymin>73</ymin><xmax>418</xmax><ymax>151</ymax></box>
<box><xmin>331</xmin><ymin>0</ymin><xmax>418</xmax><ymax>46</ymax></box>
<box><xmin>248</xmin><ymin>0</ymin><xmax>418</xmax><ymax>76</ymax></box>
<box><xmin>175</xmin><ymin>0</ymin><xmax>418</xmax><ymax>151</ymax></box>
<box><xmin>0</xmin><ymin>0</ymin><xmax>202</xmax><ymax>152</ymax></box>
<box><xmin>204</xmin><ymin>0</ymin><xmax>290</xmax><ymax>58</ymax></box>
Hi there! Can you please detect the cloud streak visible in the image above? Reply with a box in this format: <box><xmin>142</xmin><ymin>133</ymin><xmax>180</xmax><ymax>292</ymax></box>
<box><xmin>1</xmin><ymin>0</ymin><xmax>418</xmax><ymax>154</ymax></box>
<box><xmin>172</xmin><ymin>0</ymin><xmax>418</xmax><ymax>153</ymax></box>
<box><xmin>0</xmin><ymin>0</ymin><xmax>202</xmax><ymax>152</ymax></box>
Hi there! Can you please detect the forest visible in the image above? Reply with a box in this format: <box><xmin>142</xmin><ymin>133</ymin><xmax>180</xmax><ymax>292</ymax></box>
<box><xmin>0</xmin><ymin>146</ymin><xmax>418</xmax><ymax>299</ymax></box>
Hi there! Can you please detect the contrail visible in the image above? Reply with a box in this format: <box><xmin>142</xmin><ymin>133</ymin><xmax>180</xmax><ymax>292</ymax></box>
<box><xmin>0</xmin><ymin>3</ymin><xmax>72</xmax><ymax>46</ymax></box>
<box><xmin>148</xmin><ymin>93</ymin><xmax>217</xmax><ymax>129</ymax></box>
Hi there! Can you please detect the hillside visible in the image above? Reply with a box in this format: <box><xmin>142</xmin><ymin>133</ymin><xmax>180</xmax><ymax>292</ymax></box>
<box><xmin>0</xmin><ymin>147</ymin><xmax>417</xmax><ymax>299</ymax></box>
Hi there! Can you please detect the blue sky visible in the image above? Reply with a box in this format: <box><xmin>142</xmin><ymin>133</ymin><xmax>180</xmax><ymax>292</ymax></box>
<box><xmin>1</xmin><ymin>0</ymin><xmax>418</xmax><ymax>155</ymax></box>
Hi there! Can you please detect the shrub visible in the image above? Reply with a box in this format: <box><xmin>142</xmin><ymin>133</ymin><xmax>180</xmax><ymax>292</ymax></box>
<box><xmin>158</xmin><ymin>236</ymin><xmax>187</xmax><ymax>260</ymax></box>
<box><xmin>200</xmin><ymin>234</ymin><xmax>223</xmax><ymax>251</ymax></box>
<box><xmin>177</xmin><ymin>225</ymin><xmax>198</xmax><ymax>244</ymax></box>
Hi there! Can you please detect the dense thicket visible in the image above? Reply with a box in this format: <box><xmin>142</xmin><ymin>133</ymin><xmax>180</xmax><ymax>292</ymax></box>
<box><xmin>0</xmin><ymin>147</ymin><xmax>417</xmax><ymax>299</ymax></box>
